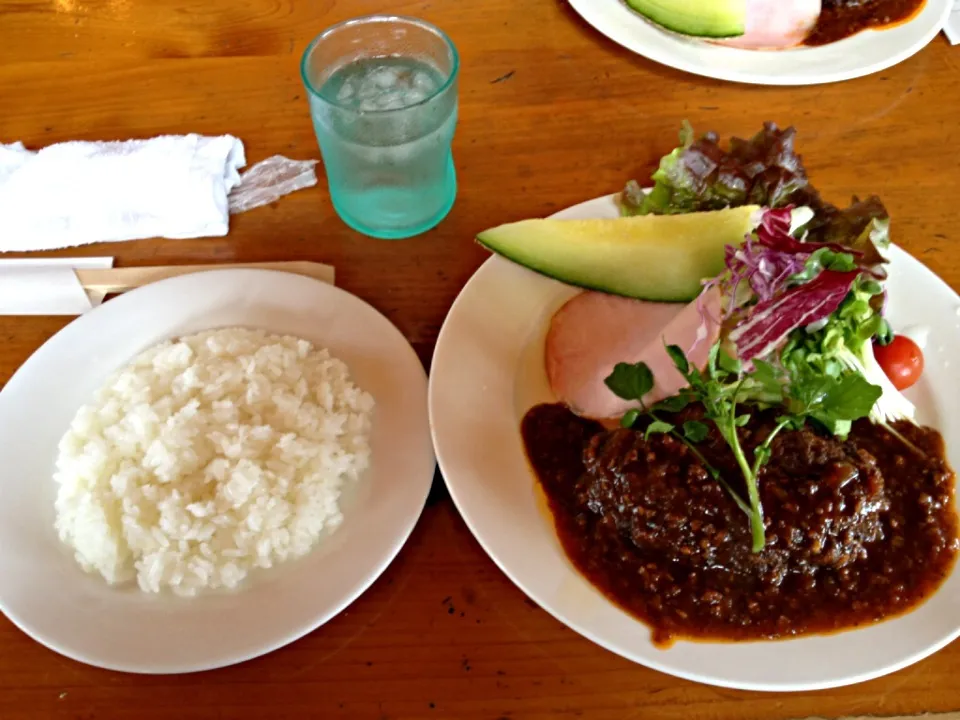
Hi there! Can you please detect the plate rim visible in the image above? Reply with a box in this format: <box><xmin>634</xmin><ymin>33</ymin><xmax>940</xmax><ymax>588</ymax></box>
<box><xmin>566</xmin><ymin>0</ymin><xmax>952</xmax><ymax>86</ymax></box>
<box><xmin>430</xmin><ymin>193</ymin><xmax>960</xmax><ymax>691</ymax></box>
<box><xmin>0</xmin><ymin>268</ymin><xmax>435</xmax><ymax>674</ymax></box>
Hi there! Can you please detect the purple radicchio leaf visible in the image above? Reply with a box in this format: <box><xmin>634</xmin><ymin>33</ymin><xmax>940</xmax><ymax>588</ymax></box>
<box><xmin>728</xmin><ymin>270</ymin><xmax>860</xmax><ymax>362</ymax></box>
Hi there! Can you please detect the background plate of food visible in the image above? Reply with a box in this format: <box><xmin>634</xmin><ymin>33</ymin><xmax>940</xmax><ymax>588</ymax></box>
<box><xmin>0</xmin><ymin>269</ymin><xmax>435</xmax><ymax>673</ymax></box>
<box><xmin>567</xmin><ymin>0</ymin><xmax>952</xmax><ymax>86</ymax></box>
<box><xmin>429</xmin><ymin>123</ymin><xmax>960</xmax><ymax>690</ymax></box>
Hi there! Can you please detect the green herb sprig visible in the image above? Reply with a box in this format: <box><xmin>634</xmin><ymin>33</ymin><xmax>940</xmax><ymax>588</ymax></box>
<box><xmin>605</xmin><ymin>342</ymin><xmax>881</xmax><ymax>553</ymax></box>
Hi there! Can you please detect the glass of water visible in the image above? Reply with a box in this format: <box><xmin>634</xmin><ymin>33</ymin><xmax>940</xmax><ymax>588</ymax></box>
<box><xmin>301</xmin><ymin>16</ymin><xmax>459</xmax><ymax>240</ymax></box>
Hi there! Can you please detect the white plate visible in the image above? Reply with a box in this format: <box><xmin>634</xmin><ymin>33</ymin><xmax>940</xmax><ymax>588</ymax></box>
<box><xmin>568</xmin><ymin>0</ymin><xmax>952</xmax><ymax>85</ymax></box>
<box><xmin>430</xmin><ymin>194</ymin><xmax>960</xmax><ymax>691</ymax></box>
<box><xmin>0</xmin><ymin>269</ymin><xmax>435</xmax><ymax>673</ymax></box>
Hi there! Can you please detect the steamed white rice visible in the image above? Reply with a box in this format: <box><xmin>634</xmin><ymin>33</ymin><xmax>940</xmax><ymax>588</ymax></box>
<box><xmin>53</xmin><ymin>327</ymin><xmax>374</xmax><ymax>597</ymax></box>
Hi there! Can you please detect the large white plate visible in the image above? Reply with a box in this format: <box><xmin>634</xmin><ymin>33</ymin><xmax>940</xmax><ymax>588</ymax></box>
<box><xmin>0</xmin><ymin>269</ymin><xmax>435</xmax><ymax>673</ymax></box>
<box><xmin>430</xmin><ymin>194</ymin><xmax>960</xmax><ymax>691</ymax></box>
<box><xmin>568</xmin><ymin>0</ymin><xmax>952</xmax><ymax>86</ymax></box>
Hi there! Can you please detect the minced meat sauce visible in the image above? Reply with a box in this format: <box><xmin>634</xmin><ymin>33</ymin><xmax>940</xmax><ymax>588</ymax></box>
<box><xmin>804</xmin><ymin>0</ymin><xmax>926</xmax><ymax>46</ymax></box>
<box><xmin>522</xmin><ymin>403</ymin><xmax>958</xmax><ymax>646</ymax></box>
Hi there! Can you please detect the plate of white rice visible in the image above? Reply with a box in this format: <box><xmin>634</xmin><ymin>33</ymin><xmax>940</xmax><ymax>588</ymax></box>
<box><xmin>0</xmin><ymin>269</ymin><xmax>434</xmax><ymax>673</ymax></box>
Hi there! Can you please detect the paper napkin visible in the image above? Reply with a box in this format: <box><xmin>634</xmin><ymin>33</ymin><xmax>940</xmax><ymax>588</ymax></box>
<box><xmin>0</xmin><ymin>135</ymin><xmax>319</xmax><ymax>253</ymax></box>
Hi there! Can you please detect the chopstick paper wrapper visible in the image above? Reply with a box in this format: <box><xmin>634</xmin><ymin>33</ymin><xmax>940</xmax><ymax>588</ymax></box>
<box><xmin>0</xmin><ymin>260</ymin><xmax>335</xmax><ymax>316</ymax></box>
<box><xmin>0</xmin><ymin>258</ymin><xmax>114</xmax><ymax>315</ymax></box>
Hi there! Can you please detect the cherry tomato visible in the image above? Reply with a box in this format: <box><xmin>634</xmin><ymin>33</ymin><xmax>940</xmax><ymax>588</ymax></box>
<box><xmin>874</xmin><ymin>335</ymin><xmax>924</xmax><ymax>391</ymax></box>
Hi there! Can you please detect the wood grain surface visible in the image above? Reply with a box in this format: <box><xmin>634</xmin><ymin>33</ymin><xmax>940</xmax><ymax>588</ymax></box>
<box><xmin>2</xmin><ymin>1</ymin><xmax>959</xmax><ymax>718</ymax></box>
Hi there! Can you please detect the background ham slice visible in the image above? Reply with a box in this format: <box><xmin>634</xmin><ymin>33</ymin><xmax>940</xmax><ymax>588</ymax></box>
<box><xmin>714</xmin><ymin>0</ymin><xmax>821</xmax><ymax>49</ymax></box>
<box><xmin>545</xmin><ymin>289</ymin><xmax>723</xmax><ymax>420</ymax></box>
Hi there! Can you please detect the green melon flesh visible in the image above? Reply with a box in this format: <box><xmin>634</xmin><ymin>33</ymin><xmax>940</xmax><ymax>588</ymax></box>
<box><xmin>625</xmin><ymin>0</ymin><xmax>746</xmax><ymax>38</ymax></box>
<box><xmin>476</xmin><ymin>206</ymin><xmax>760</xmax><ymax>303</ymax></box>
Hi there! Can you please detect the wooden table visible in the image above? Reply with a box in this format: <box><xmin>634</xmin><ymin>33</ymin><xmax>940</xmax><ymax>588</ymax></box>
<box><xmin>2</xmin><ymin>1</ymin><xmax>959</xmax><ymax>718</ymax></box>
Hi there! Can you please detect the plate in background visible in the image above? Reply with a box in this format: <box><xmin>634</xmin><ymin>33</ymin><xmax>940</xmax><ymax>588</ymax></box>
<box><xmin>567</xmin><ymin>0</ymin><xmax>952</xmax><ymax>86</ymax></box>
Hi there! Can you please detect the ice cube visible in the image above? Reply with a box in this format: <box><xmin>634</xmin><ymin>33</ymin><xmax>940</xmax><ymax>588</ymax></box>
<box><xmin>413</xmin><ymin>70</ymin><xmax>437</xmax><ymax>94</ymax></box>
<box><xmin>367</xmin><ymin>89</ymin><xmax>404</xmax><ymax>111</ymax></box>
<box><xmin>370</xmin><ymin>65</ymin><xmax>401</xmax><ymax>89</ymax></box>
<box><xmin>404</xmin><ymin>90</ymin><xmax>426</xmax><ymax>105</ymax></box>
<box><xmin>336</xmin><ymin>78</ymin><xmax>356</xmax><ymax>103</ymax></box>
<box><xmin>357</xmin><ymin>79</ymin><xmax>380</xmax><ymax>101</ymax></box>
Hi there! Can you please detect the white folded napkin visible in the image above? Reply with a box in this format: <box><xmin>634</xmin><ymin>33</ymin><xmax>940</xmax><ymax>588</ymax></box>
<box><xmin>0</xmin><ymin>257</ymin><xmax>114</xmax><ymax>315</ymax></box>
<box><xmin>945</xmin><ymin>1</ymin><xmax>960</xmax><ymax>45</ymax></box>
<box><xmin>0</xmin><ymin>134</ymin><xmax>245</xmax><ymax>252</ymax></box>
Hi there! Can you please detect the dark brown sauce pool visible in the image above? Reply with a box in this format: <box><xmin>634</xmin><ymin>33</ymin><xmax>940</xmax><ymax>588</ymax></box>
<box><xmin>522</xmin><ymin>402</ymin><xmax>958</xmax><ymax>646</ymax></box>
<box><xmin>804</xmin><ymin>0</ymin><xmax>927</xmax><ymax>46</ymax></box>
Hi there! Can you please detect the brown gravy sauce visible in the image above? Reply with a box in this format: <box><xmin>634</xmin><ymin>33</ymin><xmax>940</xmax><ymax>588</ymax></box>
<box><xmin>804</xmin><ymin>0</ymin><xmax>927</xmax><ymax>46</ymax></box>
<box><xmin>523</xmin><ymin>402</ymin><xmax>958</xmax><ymax>646</ymax></box>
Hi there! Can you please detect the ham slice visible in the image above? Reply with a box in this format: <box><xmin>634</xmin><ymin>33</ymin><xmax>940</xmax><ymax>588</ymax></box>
<box><xmin>714</xmin><ymin>0</ymin><xmax>821</xmax><ymax>49</ymax></box>
<box><xmin>545</xmin><ymin>288</ymin><xmax>723</xmax><ymax>420</ymax></box>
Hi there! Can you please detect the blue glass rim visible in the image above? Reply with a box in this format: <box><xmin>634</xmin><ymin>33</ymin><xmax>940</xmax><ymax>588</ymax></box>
<box><xmin>300</xmin><ymin>15</ymin><xmax>460</xmax><ymax>114</ymax></box>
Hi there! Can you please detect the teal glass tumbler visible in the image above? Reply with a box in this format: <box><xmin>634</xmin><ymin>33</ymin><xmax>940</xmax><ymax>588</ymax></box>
<box><xmin>300</xmin><ymin>16</ymin><xmax>459</xmax><ymax>240</ymax></box>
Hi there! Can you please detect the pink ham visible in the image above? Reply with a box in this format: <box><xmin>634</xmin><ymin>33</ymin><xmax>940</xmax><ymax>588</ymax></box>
<box><xmin>714</xmin><ymin>0</ymin><xmax>821</xmax><ymax>50</ymax></box>
<box><xmin>545</xmin><ymin>288</ymin><xmax>723</xmax><ymax>420</ymax></box>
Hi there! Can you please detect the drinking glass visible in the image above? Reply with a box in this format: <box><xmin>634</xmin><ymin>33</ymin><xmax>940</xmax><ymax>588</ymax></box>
<box><xmin>301</xmin><ymin>16</ymin><xmax>459</xmax><ymax>240</ymax></box>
